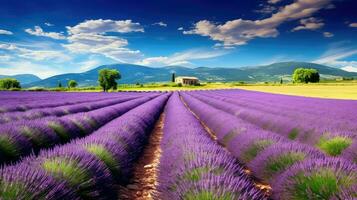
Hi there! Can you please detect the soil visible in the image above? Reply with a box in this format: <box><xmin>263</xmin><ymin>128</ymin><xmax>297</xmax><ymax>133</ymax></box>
<box><xmin>117</xmin><ymin>113</ymin><xmax>165</xmax><ymax>200</ymax></box>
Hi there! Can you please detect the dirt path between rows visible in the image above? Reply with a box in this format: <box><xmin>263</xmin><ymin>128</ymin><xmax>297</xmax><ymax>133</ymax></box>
<box><xmin>118</xmin><ymin>113</ymin><xmax>165</xmax><ymax>200</ymax></box>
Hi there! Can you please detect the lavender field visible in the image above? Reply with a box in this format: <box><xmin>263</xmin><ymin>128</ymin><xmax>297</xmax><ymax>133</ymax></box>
<box><xmin>0</xmin><ymin>90</ymin><xmax>356</xmax><ymax>200</ymax></box>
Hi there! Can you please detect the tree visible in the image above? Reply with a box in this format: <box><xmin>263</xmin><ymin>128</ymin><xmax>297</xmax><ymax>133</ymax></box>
<box><xmin>171</xmin><ymin>73</ymin><xmax>176</xmax><ymax>82</ymax></box>
<box><xmin>0</xmin><ymin>78</ymin><xmax>21</xmax><ymax>89</ymax></box>
<box><xmin>98</xmin><ymin>68</ymin><xmax>121</xmax><ymax>92</ymax></box>
<box><xmin>58</xmin><ymin>81</ymin><xmax>62</xmax><ymax>88</ymax></box>
<box><xmin>68</xmin><ymin>80</ymin><xmax>78</xmax><ymax>88</ymax></box>
<box><xmin>292</xmin><ymin>68</ymin><xmax>320</xmax><ymax>83</ymax></box>
<box><xmin>280</xmin><ymin>77</ymin><xmax>283</xmax><ymax>84</ymax></box>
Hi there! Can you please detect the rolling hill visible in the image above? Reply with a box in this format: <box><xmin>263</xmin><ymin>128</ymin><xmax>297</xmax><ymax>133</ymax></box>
<box><xmin>23</xmin><ymin>62</ymin><xmax>357</xmax><ymax>88</ymax></box>
<box><xmin>0</xmin><ymin>74</ymin><xmax>41</xmax><ymax>84</ymax></box>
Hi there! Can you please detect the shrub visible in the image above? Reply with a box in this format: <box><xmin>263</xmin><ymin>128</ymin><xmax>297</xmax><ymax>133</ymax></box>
<box><xmin>0</xmin><ymin>78</ymin><xmax>21</xmax><ymax>90</ymax></box>
<box><xmin>292</xmin><ymin>68</ymin><xmax>320</xmax><ymax>83</ymax></box>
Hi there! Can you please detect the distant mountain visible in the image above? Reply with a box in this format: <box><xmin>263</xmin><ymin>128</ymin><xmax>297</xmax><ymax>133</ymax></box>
<box><xmin>23</xmin><ymin>62</ymin><xmax>357</xmax><ymax>88</ymax></box>
<box><xmin>0</xmin><ymin>74</ymin><xmax>41</xmax><ymax>84</ymax></box>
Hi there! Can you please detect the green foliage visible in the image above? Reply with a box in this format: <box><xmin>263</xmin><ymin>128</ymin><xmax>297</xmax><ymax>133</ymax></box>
<box><xmin>171</xmin><ymin>73</ymin><xmax>176</xmax><ymax>82</ymax></box>
<box><xmin>242</xmin><ymin>139</ymin><xmax>274</xmax><ymax>163</ymax></box>
<box><xmin>0</xmin><ymin>135</ymin><xmax>19</xmax><ymax>161</ymax></box>
<box><xmin>290</xmin><ymin>169</ymin><xmax>354</xmax><ymax>200</ymax></box>
<box><xmin>98</xmin><ymin>68</ymin><xmax>121</xmax><ymax>92</ymax></box>
<box><xmin>67</xmin><ymin>80</ymin><xmax>78</xmax><ymax>88</ymax></box>
<box><xmin>263</xmin><ymin>152</ymin><xmax>305</xmax><ymax>180</ymax></box>
<box><xmin>42</xmin><ymin>157</ymin><xmax>90</xmax><ymax>186</ymax></box>
<box><xmin>184</xmin><ymin>190</ymin><xmax>235</xmax><ymax>200</ymax></box>
<box><xmin>48</xmin><ymin>122</ymin><xmax>70</xmax><ymax>142</ymax></box>
<box><xmin>288</xmin><ymin>128</ymin><xmax>299</xmax><ymax>140</ymax></box>
<box><xmin>292</xmin><ymin>68</ymin><xmax>320</xmax><ymax>83</ymax></box>
<box><xmin>0</xmin><ymin>181</ymin><xmax>28</xmax><ymax>200</ymax></box>
<box><xmin>58</xmin><ymin>81</ymin><xmax>62</xmax><ymax>88</ymax></box>
<box><xmin>84</xmin><ymin>144</ymin><xmax>118</xmax><ymax>174</ymax></box>
<box><xmin>0</xmin><ymin>78</ymin><xmax>21</xmax><ymax>90</ymax></box>
<box><xmin>317</xmin><ymin>136</ymin><xmax>352</xmax><ymax>156</ymax></box>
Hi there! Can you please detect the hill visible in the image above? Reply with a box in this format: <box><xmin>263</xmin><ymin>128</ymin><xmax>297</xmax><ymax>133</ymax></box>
<box><xmin>0</xmin><ymin>74</ymin><xmax>41</xmax><ymax>84</ymax></box>
<box><xmin>23</xmin><ymin>62</ymin><xmax>357</xmax><ymax>88</ymax></box>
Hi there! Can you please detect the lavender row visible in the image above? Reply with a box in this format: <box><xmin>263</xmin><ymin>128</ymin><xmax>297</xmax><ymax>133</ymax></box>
<box><xmin>157</xmin><ymin>93</ymin><xmax>265</xmax><ymax>199</ymax></box>
<box><xmin>0</xmin><ymin>94</ymin><xmax>158</xmax><ymax>165</ymax></box>
<box><xmin>0</xmin><ymin>93</ymin><xmax>169</xmax><ymax>200</ymax></box>
<box><xmin>0</xmin><ymin>91</ymin><xmax>145</xmax><ymax>113</ymax></box>
<box><xmin>188</xmin><ymin>91</ymin><xmax>355</xmax><ymax>157</ymax></box>
<box><xmin>0</xmin><ymin>95</ymin><xmax>139</xmax><ymax>124</ymax></box>
<box><xmin>181</xmin><ymin>92</ymin><xmax>357</xmax><ymax>199</ymax></box>
<box><xmin>212</xmin><ymin>89</ymin><xmax>357</xmax><ymax>122</ymax></box>
<box><xmin>198</xmin><ymin>90</ymin><xmax>357</xmax><ymax>134</ymax></box>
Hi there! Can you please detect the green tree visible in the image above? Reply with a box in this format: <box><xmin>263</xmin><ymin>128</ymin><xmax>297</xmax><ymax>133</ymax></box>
<box><xmin>292</xmin><ymin>68</ymin><xmax>320</xmax><ymax>83</ymax></box>
<box><xmin>0</xmin><ymin>78</ymin><xmax>21</xmax><ymax>89</ymax></box>
<box><xmin>68</xmin><ymin>80</ymin><xmax>78</xmax><ymax>88</ymax></box>
<box><xmin>58</xmin><ymin>81</ymin><xmax>62</xmax><ymax>88</ymax></box>
<box><xmin>171</xmin><ymin>73</ymin><xmax>176</xmax><ymax>82</ymax></box>
<box><xmin>280</xmin><ymin>77</ymin><xmax>283</xmax><ymax>84</ymax></box>
<box><xmin>98</xmin><ymin>68</ymin><xmax>121</xmax><ymax>92</ymax></box>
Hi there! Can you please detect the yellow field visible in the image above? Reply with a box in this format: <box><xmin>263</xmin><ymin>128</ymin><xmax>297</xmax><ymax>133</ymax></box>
<box><xmin>234</xmin><ymin>84</ymin><xmax>357</xmax><ymax>100</ymax></box>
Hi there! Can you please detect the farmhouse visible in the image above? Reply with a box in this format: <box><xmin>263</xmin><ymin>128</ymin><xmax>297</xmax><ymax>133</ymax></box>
<box><xmin>175</xmin><ymin>76</ymin><xmax>199</xmax><ymax>85</ymax></box>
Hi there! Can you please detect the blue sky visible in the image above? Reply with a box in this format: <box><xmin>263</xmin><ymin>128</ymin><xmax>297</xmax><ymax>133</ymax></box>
<box><xmin>0</xmin><ymin>0</ymin><xmax>356</xmax><ymax>78</ymax></box>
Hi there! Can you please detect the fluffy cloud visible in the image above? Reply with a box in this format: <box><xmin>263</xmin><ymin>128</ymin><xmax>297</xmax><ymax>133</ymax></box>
<box><xmin>292</xmin><ymin>17</ymin><xmax>324</xmax><ymax>31</ymax></box>
<box><xmin>25</xmin><ymin>26</ymin><xmax>65</xmax><ymax>39</ymax></box>
<box><xmin>323</xmin><ymin>32</ymin><xmax>334</xmax><ymax>37</ymax></box>
<box><xmin>184</xmin><ymin>0</ymin><xmax>331</xmax><ymax>47</ymax></box>
<box><xmin>136</xmin><ymin>49</ymin><xmax>228</xmax><ymax>67</ymax></box>
<box><xmin>314</xmin><ymin>45</ymin><xmax>357</xmax><ymax>72</ymax></box>
<box><xmin>0</xmin><ymin>42</ymin><xmax>71</xmax><ymax>62</ymax></box>
<box><xmin>178</xmin><ymin>27</ymin><xmax>184</xmax><ymax>31</ymax></box>
<box><xmin>63</xmin><ymin>19</ymin><xmax>144</xmax><ymax>63</ymax></box>
<box><xmin>0</xmin><ymin>29</ymin><xmax>13</xmax><ymax>35</ymax></box>
<box><xmin>0</xmin><ymin>60</ymin><xmax>63</xmax><ymax>78</ymax></box>
<box><xmin>67</xmin><ymin>19</ymin><xmax>144</xmax><ymax>35</ymax></box>
<box><xmin>255</xmin><ymin>5</ymin><xmax>277</xmax><ymax>14</ymax></box>
<box><xmin>152</xmin><ymin>22</ymin><xmax>167</xmax><ymax>27</ymax></box>
<box><xmin>349</xmin><ymin>23</ymin><xmax>357</xmax><ymax>28</ymax></box>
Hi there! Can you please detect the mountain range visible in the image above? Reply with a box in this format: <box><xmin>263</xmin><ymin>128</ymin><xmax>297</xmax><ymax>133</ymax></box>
<box><xmin>4</xmin><ymin>61</ymin><xmax>356</xmax><ymax>88</ymax></box>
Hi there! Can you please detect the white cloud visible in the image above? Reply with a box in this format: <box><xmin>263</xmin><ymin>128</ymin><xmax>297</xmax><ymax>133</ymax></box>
<box><xmin>0</xmin><ymin>60</ymin><xmax>63</xmax><ymax>78</ymax></box>
<box><xmin>323</xmin><ymin>32</ymin><xmax>334</xmax><ymax>38</ymax></box>
<box><xmin>78</xmin><ymin>59</ymin><xmax>101</xmax><ymax>71</ymax></box>
<box><xmin>152</xmin><ymin>22</ymin><xmax>167</xmax><ymax>27</ymax></box>
<box><xmin>292</xmin><ymin>17</ymin><xmax>324</xmax><ymax>31</ymax></box>
<box><xmin>0</xmin><ymin>29</ymin><xmax>13</xmax><ymax>35</ymax></box>
<box><xmin>0</xmin><ymin>55</ymin><xmax>12</xmax><ymax>61</ymax></box>
<box><xmin>268</xmin><ymin>0</ymin><xmax>282</xmax><ymax>4</ymax></box>
<box><xmin>25</xmin><ymin>26</ymin><xmax>65</xmax><ymax>39</ymax></box>
<box><xmin>136</xmin><ymin>49</ymin><xmax>228</xmax><ymax>67</ymax></box>
<box><xmin>178</xmin><ymin>27</ymin><xmax>184</xmax><ymax>31</ymax></box>
<box><xmin>184</xmin><ymin>0</ymin><xmax>331</xmax><ymax>47</ymax></box>
<box><xmin>45</xmin><ymin>22</ymin><xmax>54</xmax><ymax>26</ymax></box>
<box><xmin>0</xmin><ymin>42</ymin><xmax>71</xmax><ymax>62</ymax></box>
<box><xmin>314</xmin><ymin>45</ymin><xmax>357</xmax><ymax>71</ymax></box>
<box><xmin>349</xmin><ymin>23</ymin><xmax>357</xmax><ymax>28</ymax></box>
<box><xmin>67</xmin><ymin>19</ymin><xmax>144</xmax><ymax>35</ymax></box>
<box><xmin>63</xmin><ymin>19</ymin><xmax>144</xmax><ymax>63</ymax></box>
<box><xmin>255</xmin><ymin>5</ymin><xmax>277</xmax><ymax>14</ymax></box>
<box><xmin>341</xmin><ymin>66</ymin><xmax>357</xmax><ymax>72</ymax></box>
